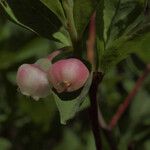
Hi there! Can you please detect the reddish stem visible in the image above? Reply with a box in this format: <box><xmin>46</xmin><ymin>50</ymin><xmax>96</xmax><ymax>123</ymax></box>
<box><xmin>87</xmin><ymin>12</ymin><xmax>102</xmax><ymax>150</ymax></box>
<box><xmin>109</xmin><ymin>64</ymin><xmax>150</xmax><ymax>129</ymax></box>
<box><xmin>87</xmin><ymin>12</ymin><xmax>96</xmax><ymax>68</ymax></box>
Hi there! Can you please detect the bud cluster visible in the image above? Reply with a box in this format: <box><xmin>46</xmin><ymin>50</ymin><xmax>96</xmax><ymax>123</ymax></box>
<box><xmin>17</xmin><ymin>50</ymin><xmax>89</xmax><ymax>100</ymax></box>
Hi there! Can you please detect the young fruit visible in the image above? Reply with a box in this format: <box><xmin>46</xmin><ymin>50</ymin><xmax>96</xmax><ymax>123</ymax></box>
<box><xmin>48</xmin><ymin>58</ymin><xmax>89</xmax><ymax>93</ymax></box>
<box><xmin>16</xmin><ymin>64</ymin><xmax>50</xmax><ymax>100</ymax></box>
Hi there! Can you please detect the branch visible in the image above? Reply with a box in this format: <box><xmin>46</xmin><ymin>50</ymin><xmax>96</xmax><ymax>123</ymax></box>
<box><xmin>89</xmin><ymin>72</ymin><xmax>103</xmax><ymax>150</ymax></box>
<box><xmin>87</xmin><ymin>12</ymin><xmax>96</xmax><ymax>69</ymax></box>
<box><xmin>87</xmin><ymin>12</ymin><xmax>117</xmax><ymax>150</ymax></box>
<box><xmin>109</xmin><ymin>64</ymin><xmax>150</xmax><ymax>129</ymax></box>
<box><xmin>86</xmin><ymin>12</ymin><xmax>102</xmax><ymax>150</ymax></box>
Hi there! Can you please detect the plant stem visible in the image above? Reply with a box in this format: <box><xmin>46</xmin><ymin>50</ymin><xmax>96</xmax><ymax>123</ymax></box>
<box><xmin>87</xmin><ymin>11</ymin><xmax>103</xmax><ymax>150</ymax></box>
<box><xmin>87</xmin><ymin>12</ymin><xmax>117</xmax><ymax>150</ymax></box>
<box><xmin>62</xmin><ymin>0</ymin><xmax>77</xmax><ymax>46</ymax></box>
<box><xmin>87</xmin><ymin>11</ymin><xmax>118</xmax><ymax>150</ymax></box>
<box><xmin>89</xmin><ymin>72</ymin><xmax>103</xmax><ymax>150</ymax></box>
<box><xmin>109</xmin><ymin>64</ymin><xmax>150</xmax><ymax>129</ymax></box>
<box><xmin>87</xmin><ymin>12</ymin><xmax>96</xmax><ymax>70</ymax></box>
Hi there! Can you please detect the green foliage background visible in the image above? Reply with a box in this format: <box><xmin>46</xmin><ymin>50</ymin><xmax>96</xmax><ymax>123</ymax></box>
<box><xmin>0</xmin><ymin>0</ymin><xmax>150</xmax><ymax>150</ymax></box>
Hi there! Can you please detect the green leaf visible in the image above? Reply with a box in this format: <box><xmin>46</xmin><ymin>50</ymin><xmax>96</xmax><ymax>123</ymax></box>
<box><xmin>40</xmin><ymin>0</ymin><xmax>66</xmax><ymax>25</ymax></box>
<box><xmin>52</xmin><ymin>72</ymin><xmax>93</xmax><ymax>124</ymax></box>
<box><xmin>100</xmin><ymin>30</ymin><xmax>150</xmax><ymax>72</ymax></box>
<box><xmin>0</xmin><ymin>0</ymin><xmax>62</xmax><ymax>39</ymax></box>
<box><xmin>73</xmin><ymin>0</ymin><xmax>98</xmax><ymax>37</ymax></box>
<box><xmin>133</xmin><ymin>34</ymin><xmax>150</xmax><ymax>63</ymax></box>
<box><xmin>53</xmin><ymin>27</ymin><xmax>71</xmax><ymax>46</ymax></box>
<box><xmin>96</xmin><ymin>0</ymin><xmax>105</xmax><ymax>68</ymax></box>
<box><xmin>96</xmin><ymin>0</ymin><xmax>149</xmax><ymax>72</ymax></box>
<box><xmin>103</xmin><ymin>0</ymin><xmax>117</xmax><ymax>41</ymax></box>
<box><xmin>100</xmin><ymin>36</ymin><xmax>129</xmax><ymax>72</ymax></box>
<box><xmin>107</xmin><ymin>0</ymin><xmax>145</xmax><ymax>44</ymax></box>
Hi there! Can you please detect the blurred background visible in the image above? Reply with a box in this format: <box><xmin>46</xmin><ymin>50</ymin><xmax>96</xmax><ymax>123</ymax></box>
<box><xmin>0</xmin><ymin>7</ymin><xmax>150</xmax><ymax>150</ymax></box>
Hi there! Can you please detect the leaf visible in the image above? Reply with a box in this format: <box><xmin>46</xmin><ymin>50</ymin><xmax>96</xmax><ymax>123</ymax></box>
<box><xmin>100</xmin><ymin>36</ymin><xmax>129</xmax><ymax>72</ymax></box>
<box><xmin>133</xmin><ymin>34</ymin><xmax>150</xmax><ymax>63</ymax></box>
<box><xmin>0</xmin><ymin>0</ymin><xmax>33</xmax><ymax>32</ymax></box>
<box><xmin>107</xmin><ymin>0</ymin><xmax>145</xmax><ymax>44</ymax></box>
<box><xmin>53</xmin><ymin>27</ymin><xmax>71</xmax><ymax>46</ymax></box>
<box><xmin>96</xmin><ymin>0</ymin><xmax>149</xmax><ymax>72</ymax></box>
<box><xmin>40</xmin><ymin>0</ymin><xmax>66</xmax><ymax>25</ymax></box>
<box><xmin>103</xmin><ymin>0</ymin><xmax>118</xmax><ymax>41</ymax></box>
<box><xmin>52</xmin><ymin>72</ymin><xmax>93</xmax><ymax>124</ymax></box>
<box><xmin>73</xmin><ymin>0</ymin><xmax>99</xmax><ymax>38</ymax></box>
<box><xmin>0</xmin><ymin>0</ymin><xmax>62</xmax><ymax>39</ymax></box>
<box><xmin>96</xmin><ymin>0</ymin><xmax>105</xmax><ymax>67</ymax></box>
<box><xmin>100</xmin><ymin>30</ymin><xmax>150</xmax><ymax>72</ymax></box>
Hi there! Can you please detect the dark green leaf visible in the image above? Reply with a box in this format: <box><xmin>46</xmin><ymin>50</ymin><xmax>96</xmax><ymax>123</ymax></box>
<box><xmin>107</xmin><ymin>0</ymin><xmax>145</xmax><ymax>44</ymax></box>
<box><xmin>40</xmin><ymin>0</ymin><xmax>66</xmax><ymax>25</ymax></box>
<box><xmin>0</xmin><ymin>0</ymin><xmax>62</xmax><ymax>39</ymax></box>
<box><xmin>52</xmin><ymin>72</ymin><xmax>93</xmax><ymax>124</ymax></box>
<box><xmin>73</xmin><ymin>0</ymin><xmax>98</xmax><ymax>38</ymax></box>
<box><xmin>100</xmin><ymin>30</ymin><xmax>150</xmax><ymax>72</ymax></box>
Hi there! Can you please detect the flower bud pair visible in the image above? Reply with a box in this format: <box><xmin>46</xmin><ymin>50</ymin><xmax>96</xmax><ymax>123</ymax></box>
<box><xmin>17</xmin><ymin>51</ymin><xmax>89</xmax><ymax>100</ymax></box>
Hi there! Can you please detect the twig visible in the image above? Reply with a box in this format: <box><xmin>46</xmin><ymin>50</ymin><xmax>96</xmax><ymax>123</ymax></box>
<box><xmin>89</xmin><ymin>72</ymin><xmax>103</xmax><ymax>150</ymax></box>
<box><xmin>109</xmin><ymin>64</ymin><xmax>150</xmax><ymax>129</ymax></box>
<box><xmin>87</xmin><ymin>12</ymin><xmax>118</xmax><ymax>150</ymax></box>
<box><xmin>87</xmin><ymin>12</ymin><xmax>96</xmax><ymax>69</ymax></box>
<box><xmin>86</xmin><ymin>12</ymin><xmax>102</xmax><ymax>150</ymax></box>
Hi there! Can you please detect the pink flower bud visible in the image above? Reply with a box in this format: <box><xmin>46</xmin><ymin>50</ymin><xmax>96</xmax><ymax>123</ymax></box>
<box><xmin>16</xmin><ymin>64</ymin><xmax>50</xmax><ymax>100</ymax></box>
<box><xmin>48</xmin><ymin>58</ymin><xmax>89</xmax><ymax>93</ymax></box>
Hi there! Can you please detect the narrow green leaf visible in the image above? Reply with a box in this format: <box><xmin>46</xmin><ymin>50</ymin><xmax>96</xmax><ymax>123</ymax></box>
<box><xmin>40</xmin><ymin>0</ymin><xmax>66</xmax><ymax>25</ymax></box>
<box><xmin>0</xmin><ymin>0</ymin><xmax>62</xmax><ymax>39</ymax></box>
<box><xmin>0</xmin><ymin>0</ymin><xmax>34</xmax><ymax>32</ymax></box>
<box><xmin>100</xmin><ymin>31</ymin><xmax>150</xmax><ymax>72</ymax></box>
<box><xmin>103</xmin><ymin>0</ymin><xmax>117</xmax><ymax>41</ymax></box>
<box><xmin>99</xmin><ymin>0</ymin><xmax>150</xmax><ymax>72</ymax></box>
<box><xmin>107</xmin><ymin>0</ymin><xmax>145</xmax><ymax>44</ymax></box>
<box><xmin>96</xmin><ymin>0</ymin><xmax>105</xmax><ymax>69</ymax></box>
<box><xmin>73</xmin><ymin>0</ymin><xmax>98</xmax><ymax>38</ymax></box>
